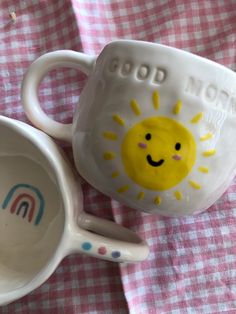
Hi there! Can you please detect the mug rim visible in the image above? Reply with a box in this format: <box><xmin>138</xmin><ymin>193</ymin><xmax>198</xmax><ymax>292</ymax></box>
<box><xmin>101</xmin><ymin>39</ymin><xmax>236</xmax><ymax>75</ymax></box>
<box><xmin>0</xmin><ymin>116</ymin><xmax>79</xmax><ymax>305</ymax></box>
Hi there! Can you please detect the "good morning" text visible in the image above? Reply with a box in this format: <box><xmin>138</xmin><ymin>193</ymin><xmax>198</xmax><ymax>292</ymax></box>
<box><xmin>185</xmin><ymin>76</ymin><xmax>236</xmax><ymax>114</ymax></box>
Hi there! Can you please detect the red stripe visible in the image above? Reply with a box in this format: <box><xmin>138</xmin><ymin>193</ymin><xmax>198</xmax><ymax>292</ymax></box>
<box><xmin>10</xmin><ymin>194</ymin><xmax>35</xmax><ymax>222</ymax></box>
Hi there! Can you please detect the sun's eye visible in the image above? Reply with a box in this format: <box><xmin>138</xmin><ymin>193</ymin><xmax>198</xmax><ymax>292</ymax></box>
<box><xmin>145</xmin><ymin>133</ymin><xmax>151</xmax><ymax>141</ymax></box>
<box><xmin>175</xmin><ymin>142</ymin><xmax>181</xmax><ymax>150</ymax></box>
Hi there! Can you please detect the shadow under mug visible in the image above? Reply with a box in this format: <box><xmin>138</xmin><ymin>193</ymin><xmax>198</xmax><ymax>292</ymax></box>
<box><xmin>0</xmin><ymin>115</ymin><xmax>148</xmax><ymax>305</ymax></box>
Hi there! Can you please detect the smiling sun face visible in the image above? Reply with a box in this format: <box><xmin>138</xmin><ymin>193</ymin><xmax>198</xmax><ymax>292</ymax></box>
<box><xmin>121</xmin><ymin>116</ymin><xmax>196</xmax><ymax>191</ymax></box>
<box><xmin>99</xmin><ymin>90</ymin><xmax>216</xmax><ymax>209</ymax></box>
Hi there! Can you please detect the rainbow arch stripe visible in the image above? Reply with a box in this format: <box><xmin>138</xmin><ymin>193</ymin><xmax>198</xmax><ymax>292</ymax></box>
<box><xmin>2</xmin><ymin>184</ymin><xmax>44</xmax><ymax>225</ymax></box>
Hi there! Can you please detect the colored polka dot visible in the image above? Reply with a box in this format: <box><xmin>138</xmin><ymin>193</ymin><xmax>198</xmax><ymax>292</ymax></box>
<box><xmin>82</xmin><ymin>242</ymin><xmax>92</xmax><ymax>251</ymax></box>
<box><xmin>98</xmin><ymin>247</ymin><xmax>107</xmax><ymax>255</ymax></box>
<box><xmin>111</xmin><ymin>251</ymin><xmax>121</xmax><ymax>259</ymax></box>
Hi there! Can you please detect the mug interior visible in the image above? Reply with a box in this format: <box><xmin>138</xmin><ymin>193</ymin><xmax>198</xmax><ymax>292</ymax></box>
<box><xmin>0</xmin><ymin>122</ymin><xmax>64</xmax><ymax>293</ymax></box>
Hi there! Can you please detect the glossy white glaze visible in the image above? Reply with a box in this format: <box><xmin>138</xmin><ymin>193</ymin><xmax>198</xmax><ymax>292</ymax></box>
<box><xmin>22</xmin><ymin>40</ymin><xmax>236</xmax><ymax>216</ymax></box>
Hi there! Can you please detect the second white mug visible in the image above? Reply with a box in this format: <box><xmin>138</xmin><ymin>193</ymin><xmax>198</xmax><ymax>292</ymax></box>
<box><xmin>0</xmin><ymin>115</ymin><xmax>148</xmax><ymax>305</ymax></box>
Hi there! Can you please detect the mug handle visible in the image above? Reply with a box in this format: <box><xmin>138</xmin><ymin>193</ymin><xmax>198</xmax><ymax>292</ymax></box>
<box><xmin>68</xmin><ymin>212</ymin><xmax>149</xmax><ymax>263</ymax></box>
<box><xmin>21</xmin><ymin>50</ymin><xmax>95</xmax><ymax>142</ymax></box>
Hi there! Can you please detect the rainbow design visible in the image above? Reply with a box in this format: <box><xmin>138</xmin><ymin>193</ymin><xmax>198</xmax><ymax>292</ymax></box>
<box><xmin>2</xmin><ymin>184</ymin><xmax>44</xmax><ymax>225</ymax></box>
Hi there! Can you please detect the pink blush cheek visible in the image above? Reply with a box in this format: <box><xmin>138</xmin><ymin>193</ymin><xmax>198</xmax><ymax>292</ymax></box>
<box><xmin>172</xmin><ymin>154</ymin><xmax>182</xmax><ymax>160</ymax></box>
<box><xmin>138</xmin><ymin>142</ymin><xmax>147</xmax><ymax>149</ymax></box>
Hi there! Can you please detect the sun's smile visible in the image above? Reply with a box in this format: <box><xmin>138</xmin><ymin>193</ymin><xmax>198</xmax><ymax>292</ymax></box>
<box><xmin>146</xmin><ymin>155</ymin><xmax>164</xmax><ymax>167</ymax></box>
<box><xmin>99</xmin><ymin>90</ymin><xmax>216</xmax><ymax>208</ymax></box>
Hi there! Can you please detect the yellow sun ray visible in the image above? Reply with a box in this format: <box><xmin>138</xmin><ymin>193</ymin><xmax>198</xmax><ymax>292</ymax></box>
<box><xmin>173</xmin><ymin>100</ymin><xmax>182</xmax><ymax>115</ymax></box>
<box><xmin>202</xmin><ymin>149</ymin><xmax>216</xmax><ymax>157</ymax></box>
<box><xmin>117</xmin><ymin>185</ymin><xmax>130</xmax><ymax>193</ymax></box>
<box><xmin>111</xmin><ymin>171</ymin><xmax>120</xmax><ymax>178</ymax></box>
<box><xmin>130</xmin><ymin>99</ymin><xmax>141</xmax><ymax>116</ymax></box>
<box><xmin>103</xmin><ymin>131</ymin><xmax>118</xmax><ymax>141</ymax></box>
<box><xmin>152</xmin><ymin>90</ymin><xmax>159</xmax><ymax>110</ymax></box>
<box><xmin>154</xmin><ymin>196</ymin><xmax>161</xmax><ymax>205</ymax></box>
<box><xmin>103</xmin><ymin>152</ymin><xmax>115</xmax><ymax>160</ymax></box>
<box><xmin>198</xmin><ymin>166</ymin><xmax>209</xmax><ymax>173</ymax></box>
<box><xmin>200</xmin><ymin>132</ymin><xmax>213</xmax><ymax>141</ymax></box>
<box><xmin>137</xmin><ymin>191</ymin><xmax>145</xmax><ymax>200</ymax></box>
<box><xmin>188</xmin><ymin>180</ymin><xmax>201</xmax><ymax>190</ymax></box>
<box><xmin>112</xmin><ymin>114</ymin><xmax>125</xmax><ymax>126</ymax></box>
<box><xmin>174</xmin><ymin>190</ymin><xmax>183</xmax><ymax>200</ymax></box>
<box><xmin>191</xmin><ymin>112</ymin><xmax>203</xmax><ymax>123</ymax></box>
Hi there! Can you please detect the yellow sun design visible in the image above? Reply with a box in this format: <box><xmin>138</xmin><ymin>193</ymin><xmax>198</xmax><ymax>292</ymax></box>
<box><xmin>100</xmin><ymin>90</ymin><xmax>216</xmax><ymax>207</ymax></box>
<box><xmin>121</xmin><ymin>116</ymin><xmax>196</xmax><ymax>190</ymax></box>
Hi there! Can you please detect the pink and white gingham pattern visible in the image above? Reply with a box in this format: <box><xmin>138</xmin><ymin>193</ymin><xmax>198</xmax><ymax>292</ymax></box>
<box><xmin>1</xmin><ymin>0</ymin><xmax>236</xmax><ymax>313</ymax></box>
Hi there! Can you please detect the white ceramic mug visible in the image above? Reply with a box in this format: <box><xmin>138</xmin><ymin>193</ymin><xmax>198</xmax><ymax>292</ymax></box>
<box><xmin>22</xmin><ymin>40</ymin><xmax>236</xmax><ymax>217</ymax></box>
<box><xmin>0</xmin><ymin>115</ymin><xmax>148</xmax><ymax>305</ymax></box>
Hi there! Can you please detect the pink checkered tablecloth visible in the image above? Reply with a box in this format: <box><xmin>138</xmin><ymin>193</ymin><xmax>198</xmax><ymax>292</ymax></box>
<box><xmin>0</xmin><ymin>0</ymin><xmax>236</xmax><ymax>313</ymax></box>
